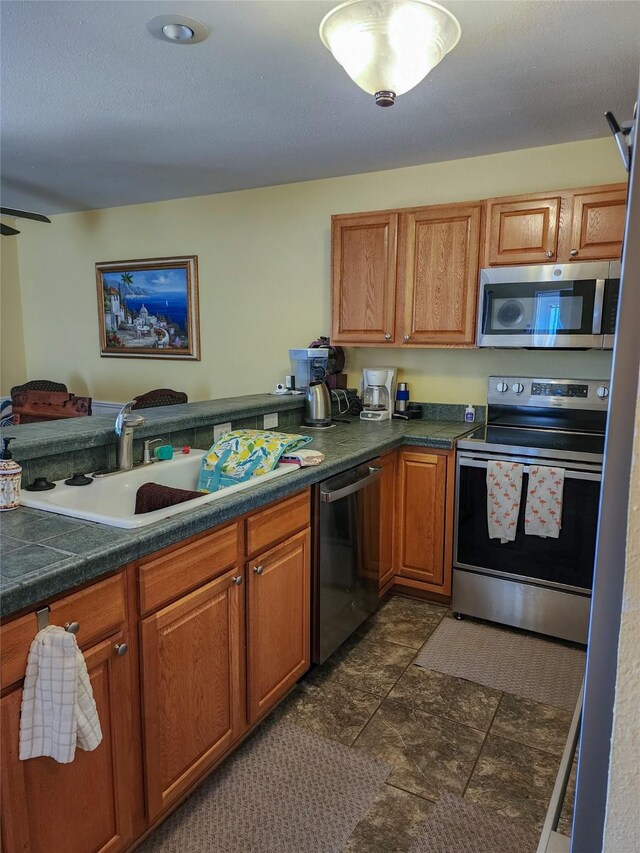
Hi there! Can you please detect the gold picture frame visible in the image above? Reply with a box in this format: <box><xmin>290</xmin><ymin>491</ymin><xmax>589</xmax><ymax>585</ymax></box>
<box><xmin>96</xmin><ymin>256</ymin><xmax>200</xmax><ymax>360</ymax></box>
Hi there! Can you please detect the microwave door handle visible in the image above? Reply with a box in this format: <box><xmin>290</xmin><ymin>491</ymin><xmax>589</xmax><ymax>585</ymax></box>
<box><xmin>593</xmin><ymin>279</ymin><xmax>605</xmax><ymax>334</ymax></box>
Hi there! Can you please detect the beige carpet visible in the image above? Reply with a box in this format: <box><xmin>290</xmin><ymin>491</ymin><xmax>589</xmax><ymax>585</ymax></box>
<box><xmin>414</xmin><ymin>618</ymin><xmax>584</xmax><ymax>711</ymax></box>
<box><xmin>138</xmin><ymin>718</ymin><xmax>391</xmax><ymax>852</ymax></box>
<box><xmin>409</xmin><ymin>792</ymin><xmax>538</xmax><ymax>852</ymax></box>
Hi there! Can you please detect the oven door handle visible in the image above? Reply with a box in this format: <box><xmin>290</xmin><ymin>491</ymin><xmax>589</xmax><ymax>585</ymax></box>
<box><xmin>458</xmin><ymin>457</ymin><xmax>602</xmax><ymax>481</ymax></box>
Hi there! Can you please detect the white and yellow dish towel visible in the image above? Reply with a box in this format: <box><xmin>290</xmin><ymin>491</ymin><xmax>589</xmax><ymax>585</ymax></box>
<box><xmin>487</xmin><ymin>460</ymin><xmax>524</xmax><ymax>543</ymax></box>
<box><xmin>525</xmin><ymin>465</ymin><xmax>565</xmax><ymax>538</ymax></box>
<box><xmin>198</xmin><ymin>429</ymin><xmax>312</xmax><ymax>492</ymax></box>
<box><xmin>19</xmin><ymin>625</ymin><xmax>102</xmax><ymax>764</ymax></box>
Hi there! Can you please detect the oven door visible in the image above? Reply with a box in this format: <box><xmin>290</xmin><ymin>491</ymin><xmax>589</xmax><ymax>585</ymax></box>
<box><xmin>454</xmin><ymin>452</ymin><xmax>602</xmax><ymax>592</ymax></box>
<box><xmin>477</xmin><ymin>263</ymin><xmax>610</xmax><ymax>348</ymax></box>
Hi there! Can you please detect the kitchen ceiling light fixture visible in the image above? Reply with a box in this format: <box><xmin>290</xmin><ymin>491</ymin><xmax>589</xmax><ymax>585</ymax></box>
<box><xmin>147</xmin><ymin>15</ymin><xmax>209</xmax><ymax>45</ymax></box>
<box><xmin>162</xmin><ymin>23</ymin><xmax>195</xmax><ymax>41</ymax></box>
<box><xmin>319</xmin><ymin>0</ymin><xmax>461</xmax><ymax>106</ymax></box>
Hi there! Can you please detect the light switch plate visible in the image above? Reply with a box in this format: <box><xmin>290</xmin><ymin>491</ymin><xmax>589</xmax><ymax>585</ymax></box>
<box><xmin>263</xmin><ymin>413</ymin><xmax>278</xmax><ymax>429</ymax></box>
<box><xmin>213</xmin><ymin>422</ymin><xmax>232</xmax><ymax>442</ymax></box>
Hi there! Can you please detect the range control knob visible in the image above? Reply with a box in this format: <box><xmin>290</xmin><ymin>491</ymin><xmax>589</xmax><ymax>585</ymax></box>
<box><xmin>512</xmin><ymin>383</ymin><xmax>525</xmax><ymax>394</ymax></box>
<box><xmin>496</xmin><ymin>381</ymin><xmax>509</xmax><ymax>393</ymax></box>
<box><xmin>596</xmin><ymin>386</ymin><xmax>609</xmax><ymax>399</ymax></box>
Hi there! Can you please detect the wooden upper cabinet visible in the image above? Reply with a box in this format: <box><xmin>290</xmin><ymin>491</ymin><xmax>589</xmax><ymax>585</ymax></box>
<box><xmin>485</xmin><ymin>184</ymin><xmax>626</xmax><ymax>266</ymax></box>
<box><xmin>399</xmin><ymin>204</ymin><xmax>483</xmax><ymax>345</ymax></box>
<box><xmin>566</xmin><ymin>187</ymin><xmax>627</xmax><ymax>261</ymax></box>
<box><xmin>1</xmin><ymin>632</ymin><xmax>135</xmax><ymax>853</ymax></box>
<box><xmin>246</xmin><ymin>529</ymin><xmax>310</xmax><ymax>725</ymax></box>
<box><xmin>140</xmin><ymin>568</ymin><xmax>244</xmax><ymax>821</ymax></box>
<box><xmin>485</xmin><ymin>195</ymin><xmax>562</xmax><ymax>265</ymax></box>
<box><xmin>394</xmin><ymin>450</ymin><xmax>447</xmax><ymax>588</ymax></box>
<box><xmin>331</xmin><ymin>212</ymin><xmax>398</xmax><ymax>344</ymax></box>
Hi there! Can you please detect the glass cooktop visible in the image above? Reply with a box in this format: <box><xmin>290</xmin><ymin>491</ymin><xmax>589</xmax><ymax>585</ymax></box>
<box><xmin>459</xmin><ymin>424</ymin><xmax>605</xmax><ymax>458</ymax></box>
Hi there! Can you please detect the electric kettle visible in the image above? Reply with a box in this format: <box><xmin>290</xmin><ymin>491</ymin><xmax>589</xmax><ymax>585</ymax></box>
<box><xmin>303</xmin><ymin>381</ymin><xmax>332</xmax><ymax>427</ymax></box>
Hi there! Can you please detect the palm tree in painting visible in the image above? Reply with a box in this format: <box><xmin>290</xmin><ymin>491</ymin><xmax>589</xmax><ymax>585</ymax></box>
<box><xmin>119</xmin><ymin>272</ymin><xmax>134</xmax><ymax>318</ymax></box>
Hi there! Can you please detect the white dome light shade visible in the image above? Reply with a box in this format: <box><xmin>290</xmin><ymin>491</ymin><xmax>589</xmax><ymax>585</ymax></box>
<box><xmin>319</xmin><ymin>0</ymin><xmax>461</xmax><ymax>105</ymax></box>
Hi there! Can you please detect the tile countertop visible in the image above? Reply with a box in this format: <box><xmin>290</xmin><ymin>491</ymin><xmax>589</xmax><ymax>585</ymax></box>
<box><xmin>0</xmin><ymin>418</ymin><xmax>473</xmax><ymax>619</ymax></box>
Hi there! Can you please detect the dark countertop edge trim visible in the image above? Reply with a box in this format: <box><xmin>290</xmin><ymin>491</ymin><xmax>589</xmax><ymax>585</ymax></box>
<box><xmin>0</xmin><ymin>429</ymin><xmax>464</xmax><ymax>618</ymax></box>
<box><xmin>3</xmin><ymin>395</ymin><xmax>306</xmax><ymax>461</ymax></box>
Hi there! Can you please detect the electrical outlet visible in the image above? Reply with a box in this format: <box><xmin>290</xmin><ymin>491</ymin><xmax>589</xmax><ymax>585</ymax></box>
<box><xmin>263</xmin><ymin>413</ymin><xmax>278</xmax><ymax>429</ymax></box>
<box><xmin>213</xmin><ymin>422</ymin><xmax>232</xmax><ymax>442</ymax></box>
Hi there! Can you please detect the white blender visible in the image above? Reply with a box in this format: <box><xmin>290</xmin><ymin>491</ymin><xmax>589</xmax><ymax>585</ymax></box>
<box><xmin>360</xmin><ymin>368</ymin><xmax>397</xmax><ymax>421</ymax></box>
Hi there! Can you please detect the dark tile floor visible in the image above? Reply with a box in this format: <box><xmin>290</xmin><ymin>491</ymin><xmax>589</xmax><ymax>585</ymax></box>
<box><xmin>277</xmin><ymin>594</ymin><xmax>575</xmax><ymax>852</ymax></box>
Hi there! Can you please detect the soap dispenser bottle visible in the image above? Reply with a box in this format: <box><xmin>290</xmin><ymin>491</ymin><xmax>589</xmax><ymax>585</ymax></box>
<box><xmin>0</xmin><ymin>437</ymin><xmax>22</xmax><ymax>511</ymax></box>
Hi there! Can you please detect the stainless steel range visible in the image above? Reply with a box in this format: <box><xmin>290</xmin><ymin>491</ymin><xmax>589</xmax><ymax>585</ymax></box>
<box><xmin>453</xmin><ymin>376</ymin><xmax>610</xmax><ymax>644</ymax></box>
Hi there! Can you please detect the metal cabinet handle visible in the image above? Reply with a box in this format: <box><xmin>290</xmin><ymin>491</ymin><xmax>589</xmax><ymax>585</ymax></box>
<box><xmin>403</xmin><ymin>334</ymin><xmax>410</xmax><ymax>342</ymax></box>
<box><xmin>546</xmin><ymin>250</ymin><xmax>554</xmax><ymax>258</ymax></box>
<box><xmin>253</xmin><ymin>566</ymin><xmax>264</xmax><ymax>575</ymax></box>
<box><xmin>114</xmin><ymin>643</ymin><xmax>128</xmax><ymax>656</ymax></box>
<box><xmin>232</xmin><ymin>575</ymin><xmax>243</xmax><ymax>585</ymax></box>
<box><xmin>384</xmin><ymin>333</ymin><xmax>391</xmax><ymax>340</ymax></box>
<box><xmin>65</xmin><ymin>622</ymin><xmax>80</xmax><ymax>634</ymax></box>
<box><xmin>570</xmin><ymin>249</ymin><xmax>579</xmax><ymax>257</ymax></box>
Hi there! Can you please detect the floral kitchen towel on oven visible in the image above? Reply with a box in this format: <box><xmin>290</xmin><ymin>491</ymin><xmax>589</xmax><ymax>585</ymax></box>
<box><xmin>487</xmin><ymin>460</ymin><xmax>523</xmax><ymax>543</ymax></box>
<box><xmin>525</xmin><ymin>465</ymin><xmax>565</xmax><ymax>538</ymax></box>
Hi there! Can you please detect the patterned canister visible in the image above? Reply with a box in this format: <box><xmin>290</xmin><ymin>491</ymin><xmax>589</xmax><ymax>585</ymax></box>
<box><xmin>0</xmin><ymin>437</ymin><xmax>21</xmax><ymax>511</ymax></box>
<box><xmin>0</xmin><ymin>460</ymin><xmax>22</xmax><ymax>511</ymax></box>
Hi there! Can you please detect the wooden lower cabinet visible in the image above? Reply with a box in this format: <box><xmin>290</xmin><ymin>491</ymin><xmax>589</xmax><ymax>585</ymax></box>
<box><xmin>394</xmin><ymin>448</ymin><xmax>454</xmax><ymax>597</ymax></box>
<box><xmin>1</xmin><ymin>631</ymin><xmax>135</xmax><ymax>853</ymax></box>
<box><xmin>0</xmin><ymin>487</ymin><xmax>312</xmax><ymax>851</ymax></box>
<box><xmin>140</xmin><ymin>567</ymin><xmax>245</xmax><ymax>821</ymax></box>
<box><xmin>247</xmin><ymin>529</ymin><xmax>310</xmax><ymax>725</ymax></box>
<box><xmin>378</xmin><ymin>451</ymin><xmax>397</xmax><ymax>593</ymax></box>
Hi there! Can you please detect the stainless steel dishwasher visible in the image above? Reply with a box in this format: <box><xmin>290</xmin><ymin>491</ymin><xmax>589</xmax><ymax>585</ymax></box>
<box><xmin>313</xmin><ymin>459</ymin><xmax>382</xmax><ymax>664</ymax></box>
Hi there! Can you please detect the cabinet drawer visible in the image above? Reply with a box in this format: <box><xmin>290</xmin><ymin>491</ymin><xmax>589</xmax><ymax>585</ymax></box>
<box><xmin>246</xmin><ymin>490</ymin><xmax>310</xmax><ymax>558</ymax></box>
<box><xmin>138</xmin><ymin>522</ymin><xmax>240</xmax><ymax>614</ymax></box>
<box><xmin>1</xmin><ymin>572</ymin><xmax>126</xmax><ymax>691</ymax></box>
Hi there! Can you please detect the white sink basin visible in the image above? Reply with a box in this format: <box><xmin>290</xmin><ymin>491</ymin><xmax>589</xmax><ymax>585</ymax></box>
<box><xmin>20</xmin><ymin>449</ymin><xmax>300</xmax><ymax>529</ymax></box>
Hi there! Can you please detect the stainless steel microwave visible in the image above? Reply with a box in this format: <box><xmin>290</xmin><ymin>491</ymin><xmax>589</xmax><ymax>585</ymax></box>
<box><xmin>477</xmin><ymin>261</ymin><xmax>621</xmax><ymax>349</ymax></box>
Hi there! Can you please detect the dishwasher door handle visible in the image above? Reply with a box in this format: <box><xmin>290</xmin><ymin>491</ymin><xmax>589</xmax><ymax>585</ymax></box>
<box><xmin>320</xmin><ymin>467</ymin><xmax>382</xmax><ymax>503</ymax></box>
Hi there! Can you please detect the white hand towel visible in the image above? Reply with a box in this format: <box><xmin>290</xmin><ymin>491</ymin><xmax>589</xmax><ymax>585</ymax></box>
<box><xmin>525</xmin><ymin>465</ymin><xmax>565</xmax><ymax>538</ymax></box>
<box><xmin>487</xmin><ymin>460</ymin><xmax>524</xmax><ymax>543</ymax></box>
<box><xmin>19</xmin><ymin>625</ymin><xmax>102</xmax><ymax>764</ymax></box>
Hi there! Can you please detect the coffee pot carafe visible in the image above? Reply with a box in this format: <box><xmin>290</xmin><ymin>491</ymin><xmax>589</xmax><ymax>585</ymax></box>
<box><xmin>360</xmin><ymin>368</ymin><xmax>397</xmax><ymax>422</ymax></box>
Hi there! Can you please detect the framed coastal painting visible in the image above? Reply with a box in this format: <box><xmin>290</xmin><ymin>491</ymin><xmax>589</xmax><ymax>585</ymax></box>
<box><xmin>95</xmin><ymin>256</ymin><xmax>200</xmax><ymax>360</ymax></box>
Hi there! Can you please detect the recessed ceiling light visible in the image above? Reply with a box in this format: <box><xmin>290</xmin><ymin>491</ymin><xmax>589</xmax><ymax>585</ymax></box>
<box><xmin>162</xmin><ymin>23</ymin><xmax>194</xmax><ymax>41</ymax></box>
<box><xmin>147</xmin><ymin>14</ymin><xmax>209</xmax><ymax>45</ymax></box>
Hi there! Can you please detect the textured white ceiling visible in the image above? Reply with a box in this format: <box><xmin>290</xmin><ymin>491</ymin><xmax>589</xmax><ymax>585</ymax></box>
<box><xmin>1</xmin><ymin>0</ymin><xmax>638</xmax><ymax>214</ymax></box>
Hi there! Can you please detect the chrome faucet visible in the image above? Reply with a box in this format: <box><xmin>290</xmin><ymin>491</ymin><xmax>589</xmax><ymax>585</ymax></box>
<box><xmin>115</xmin><ymin>401</ymin><xmax>145</xmax><ymax>470</ymax></box>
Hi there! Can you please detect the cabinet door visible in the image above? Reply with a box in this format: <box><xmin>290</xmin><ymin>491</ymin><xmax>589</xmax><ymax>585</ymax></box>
<box><xmin>567</xmin><ymin>187</ymin><xmax>627</xmax><ymax>261</ymax></box>
<box><xmin>395</xmin><ymin>451</ymin><xmax>447</xmax><ymax>587</ymax></box>
<box><xmin>485</xmin><ymin>196</ymin><xmax>561</xmax><ymax>265</ymax></box>
<box><xmin>140</xmin><ymin>568</ymin><xmax>244</xmax><ymax>820</ymax></box>
<box><xmin>379</xmin><ymin>452</ymin><xmax>397</xmax><ymax>592</ymax></box>
<box><xmin>1</xmin><ymin>632</ymin><xmax>135</xmax><ymax>853</ymax></box>
<box><xmin>400</xmin><ymin>204</ymin><xmax>482</xmax><ymax>344</ymax></box>
<box><xmin>331</xmin><ymin>213</ymin><xmax>398</xmax><ymax>344</ymax></box>
<box><xmin>247</xmin><ymin>529</ymin><xmax>310</xmax><ymax>724</ymax></box>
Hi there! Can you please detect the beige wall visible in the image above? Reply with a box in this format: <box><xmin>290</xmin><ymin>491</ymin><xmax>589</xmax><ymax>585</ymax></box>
<box><xmin>3</xmin><ymin>137</ymin><xmax>624</xmax><ymax>402</ymax></box>
<box><xmin>0</xmin><ymin>224</ymin><xmax>27</xmax><ymax>393</ymax></box>
<box><xmin>603</xmin><ymin>370</ymin><xmax>640</xmax><ymax>852</ymax></box>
